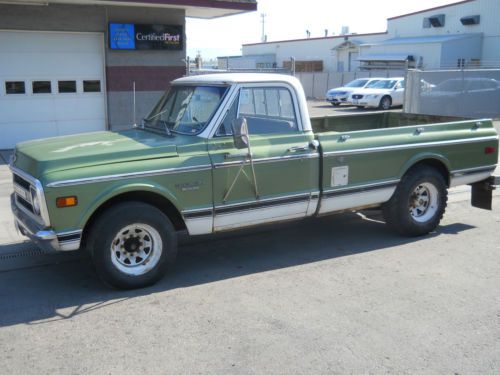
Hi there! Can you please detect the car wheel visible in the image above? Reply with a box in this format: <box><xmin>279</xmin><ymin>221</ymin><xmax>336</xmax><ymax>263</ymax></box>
<box><xmin>379</xmin><ymin>96</ymin><xmax>392</xmax><ymax>110</ymax></box>
<box><xmin>382</xmin><ymin>166</ymin><xmax>448</xmax><ymax>236</ymax></box>
<box><xmin>332</xmin><ymin>102</ymin><xmax>341</xmax><ymax>107</ymax></box>
<box><xmin>87</xmin><ymin>202</ymin><xmax>177</xmax><ymax>289</ymax></box>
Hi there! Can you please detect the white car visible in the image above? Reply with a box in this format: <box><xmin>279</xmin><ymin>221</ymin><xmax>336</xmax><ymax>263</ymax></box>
<box><xmin>325</xmin><ymin>78</ymin><xmax>384</xmax><ymax>106</ymax></box>
<box><xmin>349</xmin><ymin>77</ymin><xmax>405</xmax><ymax>110</ymax></box>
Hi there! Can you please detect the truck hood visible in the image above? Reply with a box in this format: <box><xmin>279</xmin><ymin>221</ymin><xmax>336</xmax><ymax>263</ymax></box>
<box><xmin>13</xmin><ymin>129</ymin><xmax>181</xmax><ymax>177</ymax></box>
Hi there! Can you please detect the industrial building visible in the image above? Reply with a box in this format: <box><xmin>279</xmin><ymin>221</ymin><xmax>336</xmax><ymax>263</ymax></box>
<box><xmin>233</xmin><ymin>0</ymin><xmax>497</xmax><ymax>72</ymax></box>
<box><xmin>0</xmin><ymin>0</ymin><xmax>257</xmax><ymax>149</ymax></box>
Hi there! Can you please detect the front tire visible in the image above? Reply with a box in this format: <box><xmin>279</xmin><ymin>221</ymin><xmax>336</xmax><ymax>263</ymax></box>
<box><xmin>383</xmin><ymin>166</ymin><xmax>448</xmax><ymax>236</ymax></box>
<box><xmin>86</xmin><ymin>202</ymin><xmax>177</xmax><ymax>289</ymax></box>
<box><xmin>379</xmin><ymin>96</ymin><xmax>392</xmax><ymax>110</ymax></box>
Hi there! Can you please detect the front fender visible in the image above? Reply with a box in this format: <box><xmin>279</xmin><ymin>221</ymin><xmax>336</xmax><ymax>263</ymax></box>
<box><xmin>76</xmin><ymin>180</ymin><xmax>181</xmax><ymax>230</ymax></box>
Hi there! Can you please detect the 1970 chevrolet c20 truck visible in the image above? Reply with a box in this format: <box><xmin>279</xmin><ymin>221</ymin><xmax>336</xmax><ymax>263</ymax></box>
<box><xmin>10</xmin><ymin>74</ymin><xmax>499</xmax><ymax>289</ymax></box>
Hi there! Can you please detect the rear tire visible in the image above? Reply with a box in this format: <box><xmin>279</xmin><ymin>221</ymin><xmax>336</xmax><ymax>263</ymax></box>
<box><xmin>383</xmin><ymin>166</ymin><xmax>448</xmax><ymax>236</ymax></box>
<box><xmin>86</xmin><ymin>202</ymin><xmax>177</xmax><ymax>289</ymax></box>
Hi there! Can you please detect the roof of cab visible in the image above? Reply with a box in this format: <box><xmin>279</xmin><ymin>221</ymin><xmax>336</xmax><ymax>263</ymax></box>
<box><xmin>172</xmin><ymin>73</ymin><xmax>301</xmax><ymax>86</ymax></box>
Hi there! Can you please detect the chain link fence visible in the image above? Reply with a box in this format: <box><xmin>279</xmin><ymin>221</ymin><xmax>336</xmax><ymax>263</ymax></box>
<box><xmin>405</xmin><ymin>68</ymin><xmax>500</xmax><ymax>119</ymax></box>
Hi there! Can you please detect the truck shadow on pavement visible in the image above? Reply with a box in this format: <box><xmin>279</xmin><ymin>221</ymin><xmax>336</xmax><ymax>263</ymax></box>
<box><xmin>0</xmin><ymin>210</ymin><xmax>474</xmax><ymax>328</ymax></box>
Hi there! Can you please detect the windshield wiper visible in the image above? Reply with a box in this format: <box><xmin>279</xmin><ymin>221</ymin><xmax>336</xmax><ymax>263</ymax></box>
<box><xmin>142</xmin><ymin>116</ymin><xmax>172</xmax><ymax>136</ymax></box>
<box><xmin>143</xmin><ymin>108</ymin><xmax>176</xmax><ymax>136</ymax></box>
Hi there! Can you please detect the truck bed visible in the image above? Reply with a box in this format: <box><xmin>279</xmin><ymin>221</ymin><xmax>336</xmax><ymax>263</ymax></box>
<box><xmin>311</xmin><ymin>112</ymin><xmax>498</xmax><ymax>215</ymax></box>
<box><xmin>311</xmin><ymin>112</ymin><xmax>465</xmax><ymax>134</ymax></box>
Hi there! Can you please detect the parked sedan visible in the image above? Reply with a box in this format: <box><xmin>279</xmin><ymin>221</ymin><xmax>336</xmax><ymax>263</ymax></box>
<box><xmin>325</xmin><ymin>78</ymin><xmax>383</xmax><ymax>106</ymax></box>
<box><xmin>349</xmin><ymin>78</ymin><xmax>405</xmax><ymax>110</ymax></box>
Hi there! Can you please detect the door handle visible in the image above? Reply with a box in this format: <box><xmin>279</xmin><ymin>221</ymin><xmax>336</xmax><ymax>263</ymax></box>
<box><xmin>224</xmin><ymin>152</ymin><xmax>251</xmax><ymax>159</ymax></box>
<box><xmin>339</xmin><ymin>135</ymin><xmax>350</xmax><ymax>142</ymax></box>
<box><xmin>287</xmin><ymin>144</ymin><xmax>309</xmax><ymax>153</ymax></box>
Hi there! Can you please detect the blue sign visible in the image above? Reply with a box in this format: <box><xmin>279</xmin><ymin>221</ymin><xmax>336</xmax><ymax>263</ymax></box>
<box><xmin>109</xmin><ymin>23</ymin><xmax>136</xmax><ymax>50</ymax></box>
<box><xmin>109</xmin><ymin>23</ymin><xmax>183</xmax><ymax>51</ymax></box>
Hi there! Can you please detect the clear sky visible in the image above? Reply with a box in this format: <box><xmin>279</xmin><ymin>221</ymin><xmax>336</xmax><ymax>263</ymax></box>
<box><xmin>186</xmin><ymin>0</ymin><xmax>458</xmax><ymax>60</ymax></box>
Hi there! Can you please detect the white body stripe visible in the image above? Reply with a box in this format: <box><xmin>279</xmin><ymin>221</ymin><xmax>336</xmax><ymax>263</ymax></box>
<box><xmin>213</xmin><ymin>201</ymin><xmax>309</xmax><ymax>232</ymax></box>
<box><xmin>184</xmin><ymin>217</ymin><xmax>213</xmax><ymax>235</ymax></box>
<box><xmin>450</xmin><ymin>171</ymin><xmax>493</xmax><ymax>187</ymax></box>
<box><xmin>319</xmin><ymin>187</ymin><xmax>397</xmax><ymax>214</ymax></box>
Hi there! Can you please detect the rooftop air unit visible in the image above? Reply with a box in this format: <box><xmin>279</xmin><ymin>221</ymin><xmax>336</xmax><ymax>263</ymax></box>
<box><xmin>460</xmin><ymin>15</ymin><xmax>480</xmax><ymax>25</ymax></box>
<box><xmin>428</xmin><ymin>14</ymin><xmax>445</xmax><ymax>27</ymax></box>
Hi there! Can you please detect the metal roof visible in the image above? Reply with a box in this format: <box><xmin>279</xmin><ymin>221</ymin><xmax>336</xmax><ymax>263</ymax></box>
<box><xmin>363</xmin><ymin>33</ymin><xmax>482</xmax><ymax>46</ymax></box>
<box><xmin>358</xmin><ymin>54</ymin><xmax>412</xmax><ymax>62</ymax></box>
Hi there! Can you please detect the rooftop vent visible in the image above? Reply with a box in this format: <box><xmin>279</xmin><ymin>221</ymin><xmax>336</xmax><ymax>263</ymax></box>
<box><xmin>428</xmin><ymin>14</ymin><xmax>445</xmax><ymax>27</ymax></box>
<box><xmin>460</xmin><ymin>15</ymin><xmax>480</xmax><ymax>25</ymax></box>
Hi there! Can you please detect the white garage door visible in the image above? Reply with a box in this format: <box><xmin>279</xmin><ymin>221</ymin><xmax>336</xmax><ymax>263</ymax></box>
<box><xmin>0</xmin><ymin>31</ymin><xmax>106</xmax><ymax>149</ymax></box>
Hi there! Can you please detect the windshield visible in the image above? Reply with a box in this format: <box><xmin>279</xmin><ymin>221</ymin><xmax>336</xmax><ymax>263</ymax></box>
<box><xmin>345</xmin><ymin>79</ymin><xmax>369</xmax><ymax>88</ymax></box>
<box><xmin>143</xmin><ymin>85</ymin><xmax>228</xmax><ymax>135</ymax></box>
<box><xmin>365</xmin><ymin>79</ymin><xmax>381</xmax><ymax>88</ymax></box>
<box><xmin>369</xmin><ymin>80</ymin><xmax>399</xmax><ymax>89</ymax></box>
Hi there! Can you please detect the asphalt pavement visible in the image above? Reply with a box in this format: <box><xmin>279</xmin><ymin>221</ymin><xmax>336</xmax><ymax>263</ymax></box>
<box><xmin>0</xmin><ymin>104</ymin><xmax>499</xmax><ymax>374</ymax></box>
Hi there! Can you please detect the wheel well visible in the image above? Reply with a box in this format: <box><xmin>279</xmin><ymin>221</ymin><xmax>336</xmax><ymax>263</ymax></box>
<box><xmin>81</xmin><ymin>191</ymin><xmax>186</xmax><ymax>250</ymax></box>
<box><xmin>405</xmin><ymin>159</ymin><xmax>450</xmax><ymax>187</ymax></box>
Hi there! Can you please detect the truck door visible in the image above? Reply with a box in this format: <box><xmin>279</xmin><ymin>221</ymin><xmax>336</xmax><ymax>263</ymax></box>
<box><xmin>208</xmin><ymin>85</ymin><xmax>319</xmax><ymax>232</ymax></box>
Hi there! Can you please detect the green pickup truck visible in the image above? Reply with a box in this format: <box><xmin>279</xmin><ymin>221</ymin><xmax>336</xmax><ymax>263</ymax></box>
<box><xmin>10</xmin><ymin>74</ymin><xmax>499</xmax><ymax>289</ymax></box>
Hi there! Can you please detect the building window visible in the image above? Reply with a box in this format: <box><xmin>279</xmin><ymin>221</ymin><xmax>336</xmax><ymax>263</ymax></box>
<box><xmin>83</xmin><ymin>80</ymin><xmax>101</xmax><ymax>93</ymax></box>
<box><xmin>283</xmin><ymin>60</ymin><xmax>323</xmax><ymax>72</ymax></box>
<box><xmin>58</xmin><ymin>80</ymin><xmax>77</xmax><ymax>93</ymax></box>
<box><xmin>5</xmin><ymin>81</ymin><xmax>25</xmax><ymax>94</ymax></box>
<box><xmin>32</xmin><ymin>81</ymin><xmax>51</xmax><ymax>94</ymax></box>
<box><xmin>470</xmin><ymin>59</ymin><xmax>481</xmax><ymax>67</ymax></box>
<box><xmin>457</xmin><ymin>58</ymin><xmax>466</xmax><ymax>68</ymax></box>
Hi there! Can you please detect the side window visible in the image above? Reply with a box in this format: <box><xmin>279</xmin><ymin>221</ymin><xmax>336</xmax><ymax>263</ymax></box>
<box><xmin>239</xmin><ymin>88</ymin><xmax>255</xmax><ymax>115</ymax></box>
<box><xmin>265</xmin><ymin>89</ymin><xmax>280</xmax><ymax>117</ymax></box>
<box><xmin>215</xmin><ymin>87</ymin><xmax>299</xmax><ymax>137</ymax></box>
<box><xmin>240</xmin><ymin>87</ymin><xmax>298</xmax><ymax>135</ymax></box>
<box><xmin>279</xmin><ymin>89</ymin><xmax>295</xmax><ymax>119</ymax></box>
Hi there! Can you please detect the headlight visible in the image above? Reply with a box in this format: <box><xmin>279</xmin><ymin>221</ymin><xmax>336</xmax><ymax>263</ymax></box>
<box><xmin>30</xmin><ymin>186</ymin><xmax>41</xmax><ymax>215</ymax></box>
<box><xmin>366</xmin><ymin>94</ymin><xmax>380</xmax><ymax>99</ymax></box>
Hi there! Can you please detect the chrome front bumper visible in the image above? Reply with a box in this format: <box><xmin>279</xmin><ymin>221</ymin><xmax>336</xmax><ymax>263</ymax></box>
<box><xmin>11</xmin><ymin>194</ymin><xmax>81</xmax><ymax>252</ymax></box>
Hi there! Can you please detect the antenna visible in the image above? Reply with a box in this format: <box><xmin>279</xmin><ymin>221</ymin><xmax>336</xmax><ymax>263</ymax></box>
<box><xmin>260</xmin><ymin>13</ymin><xmax>267</xmax><ymax>43</ymax></box>
<box><xmin>133</xmin><ymin>81</ymin><xmax>136</xmax><ymax>127</ymax></box>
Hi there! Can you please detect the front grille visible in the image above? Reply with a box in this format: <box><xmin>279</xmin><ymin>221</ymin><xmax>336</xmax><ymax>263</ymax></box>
<box><xmin>13</xmin><ymin>172</ymin><xmax>35</xmax><ymax>216</ymax></box>
<box><xmin>352</xmin><ymin>94</ymin><xmax>364</xmax><ymax>99</ymax></box>
<box><xmin>17</xmin><ymin>195</ymin><xmax>34</xmax><ymax>212</ymax></box>
<box><xmin>13</xmin><ymin>174</ymin><xmax>31</xmax><ymax>190</ymax></box>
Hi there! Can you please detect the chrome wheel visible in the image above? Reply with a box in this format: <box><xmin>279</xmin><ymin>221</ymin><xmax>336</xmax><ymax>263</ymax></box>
<box><xmin>110</xmin><ymin>224</ymin><xmax>163</xmax><ymax>276</ymax></box>
<box><xmin>409</xmin><ymin>182</ymin><xmax>438</xmax><ymax>223</ymax></box>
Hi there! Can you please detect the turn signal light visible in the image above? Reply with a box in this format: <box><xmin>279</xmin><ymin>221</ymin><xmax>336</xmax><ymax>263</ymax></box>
<box><xmin>56</xmin><ymin>196</ymin><xmax>78</xmax><ymax>208</ymax></box>
<box><xmin>484</xmin><ymin>146</ymin><xmax>496</xmax><ymax>155</ymax></box>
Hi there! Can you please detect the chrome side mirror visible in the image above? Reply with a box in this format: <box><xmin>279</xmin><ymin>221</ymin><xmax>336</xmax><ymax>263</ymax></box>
<box><xmin>232</xmin><ymin>116</ymin><xmax>249</xmax><ymax>150</ymax></box>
